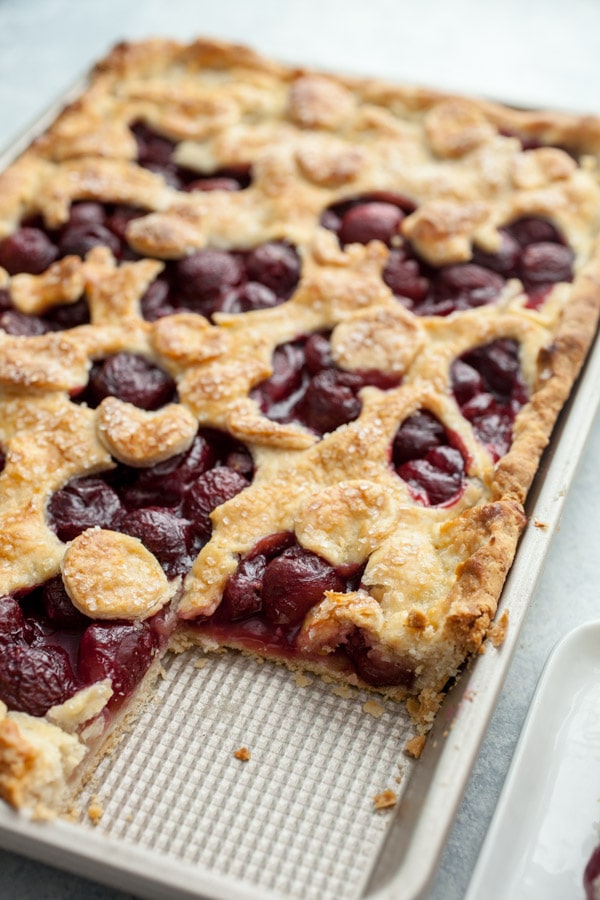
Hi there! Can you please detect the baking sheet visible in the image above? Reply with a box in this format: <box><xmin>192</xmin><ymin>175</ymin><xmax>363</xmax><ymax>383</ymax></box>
<box><xmin>465</xmin><ymin>620</ymin><xmax>600</xmax><ymax>900</ymax></box>
<box><xmin>0</xmin><ymin>78</ymin><xmax>599</xmax><ymax>900</ymax></box>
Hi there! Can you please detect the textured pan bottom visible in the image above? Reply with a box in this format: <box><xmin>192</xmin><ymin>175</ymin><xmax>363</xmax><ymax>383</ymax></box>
<box><xmin>77</xmin><ymin>648</ymin><xmax>416</xmax><ymax>900</ymax></box>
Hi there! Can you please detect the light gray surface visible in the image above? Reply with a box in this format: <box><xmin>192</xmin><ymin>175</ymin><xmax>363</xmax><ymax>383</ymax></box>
<box><xmin>0</xmin><ymin>1</ymin><xmax>599</xmax><ymax>897</ymax></box>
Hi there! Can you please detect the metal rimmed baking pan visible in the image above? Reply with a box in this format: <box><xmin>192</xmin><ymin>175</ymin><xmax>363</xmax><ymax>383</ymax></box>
<box><xmin>0</xmin><ymin>76</ymin><xmax>599</xmax><ymax>900</ymax></box>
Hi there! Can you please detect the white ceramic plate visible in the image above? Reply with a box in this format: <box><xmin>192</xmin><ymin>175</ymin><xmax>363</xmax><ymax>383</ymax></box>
<box><xmin>466</xmin><ymin>620</ymin><xmax>600</xmax><ymax>900</ymax></box>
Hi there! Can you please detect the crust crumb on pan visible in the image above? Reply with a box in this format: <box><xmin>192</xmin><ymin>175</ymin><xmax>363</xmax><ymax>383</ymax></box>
<box><xmin>87</xmin><ymin>795</ymin><xmax>104</xmax><ymax>824</ymax></box>
<box><xmin>486</xmin><ymin>609</ymin><xmax>510</xmax><ymax>648</ymax></box>
<box><xmin>373</xmin><ymin>789</ymin><xmax>398</xmax><ymax>810</ymax></box>
<box><xmin>233</xmin><ymin>746</ymin><xmax>251</xmax><ymax>762</ymax></box>
<box><xmin>0</xmin><ymin>36</ymin><xmax>598</xmax><ymax>815</ymax></box>
<box><xmin>404</xmin><ymin>735</ymin><xmax>427</xmax><ymax>760</ymax></box>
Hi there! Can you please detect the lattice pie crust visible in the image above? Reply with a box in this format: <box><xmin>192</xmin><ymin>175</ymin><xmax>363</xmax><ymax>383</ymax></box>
<box><xmin>0</xmin><ymin>38</ymin><xmax>599</xmax><ymax>815</ymax></box>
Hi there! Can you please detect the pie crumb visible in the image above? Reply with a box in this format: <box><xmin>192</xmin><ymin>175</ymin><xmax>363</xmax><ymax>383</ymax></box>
<box><xmin>87</xmin><ymin>797</ymin><xmax>103</xmax><ymax>825</ymax></box>
<box><xmin>405</xmin><ymin>734</ymin><xmax>427</xmax><ymax>759</ymax></box>
<box><xmin>373</xmin><ymin>789</ymin><xmax>397</xmax><ymax>810</ymax></box>
<box><xmin>487</xmin><ymin>610</ymin><xmax>509</xmax><ymax>647</ymax></box>
<box><xmin>234</xmin><ymin>746</ymin><xmax>251</xmax><ymax>762</ymax></box>
<box><xmin>332</xmin><ymin>684</ymin><xmax>352</xmax><ymax>699</ymax></box>
<box><xmin>363</xmin><ymin>699</ymin><xmax>385</xmax><ymax>718</ymax></box>
<box><xmin>194</xmin><ymin>658</ymin><xmax>208</xmax><ymax>670</ymax></box>
<box><xmin>294</xmin><ymin>673</ymin><xmax>313</xmax><ymax>688</ymax></box>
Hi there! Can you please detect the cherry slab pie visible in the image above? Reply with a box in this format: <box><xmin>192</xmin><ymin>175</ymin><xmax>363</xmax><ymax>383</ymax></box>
<box><xmin>0</xmin><ymin>37</ymin><xmax>599</xmax><ymax>815</ymax></box>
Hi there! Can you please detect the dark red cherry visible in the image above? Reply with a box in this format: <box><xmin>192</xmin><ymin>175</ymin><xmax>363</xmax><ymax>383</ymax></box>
<box><xmin>87</xmin><ymin>353</ymin><xmax>177</xmax><ymax>410</ymax></box>
<box><xmin>59</xmin><ymin>223</ymin><xmax>121</xmax><ymax>258</ymax></box>
<box><xmin>448</xmin><ymin>360</ymin><xmax>484</xmax><ymax>406</ymax></box>
<box><xmin>175</xmin><ymin>249</ymin><xmax>243</xmax><ymax>304</ymax></box>
<box><xmin>0</xmin><ymin>227</ymin><xmax>58</xmax><ymax>275</ymax></box>
<box><xmin>507</xmin><ymin>216</ymin><xmax>563</xmax><ymax>246</ymax></box>
<box><xmin>345</xmin><ymin>631</ymin><xmax>415</xmax><ymax>688</ymax></box>
<box><xmin>0</xmin><ymin>643</ymin><xmax>77</xmax><ymax>716</ymax></box>
<box><xmin>339</xmin><ymin>201</ymin><xmax>404</xmax><ymax>246</ymax></box>
<box><xmin>222</xmin><ymin>555</ymin><xmax>268</xmax><ymax>621</ymax></box>
<box><xmin>41</xmin><ymin>577</ymin><xmax>89</xmax><ymax>627</ymax></box>
<box><xmin>218</xmin><ymin>281</ymin><xmax>279</xmax><ymax>314</ymax></box>
<box><xmin>78</xmin><ymin>622</ymin><xmax>158</xmax><ymax>701</ymax></box>
<box><xmin>392</xmin><ymin>411</ymin><xmax>447</xmax><ymax>465</ymax></box>
<box><xmin>48</xmin><ymin>476</ymin><xmax>122</xmax><ymax>542</ymax></box>
<box><xmin>383</xmin><ymin>251</ymin><xmax>430</xmax><ymax>303</ymax></box>
<box><xmin>471</xmin><ymin>232</ymin><xmax>521</xmax><ymax>275</ymax></box>
<box><xmin>261</xmin><ymin>545</ymin><xmax>344</xmax><ymax>626</ymax></box>
<box><xmin>114</xmin><ymin>507</ymin><xmax>194</xmax><ymax>578</ymax></box>
<box><xmin>470</xmin><ymin>339</ymin><xmax>521</xmax><ymax>397</ymax></box>
<box><xmin>257</xmin><ymin>342</ymin><xmax>306</xmax><ymax>407</ymax></box>
<box><xmin>434</xmin><ymin>263</ymin><xmax>505</xmax><ymax>310</ymax></box>
<box><xmin>121</xmin><ymin>432</ymin><xmax>217</xmax><ymax>509</ymax></box>
<box><xmin>140</xmin><ymin>277</ymin><xmax>174</xmax><ymax>321</ymax></box>
<box><xmin>303</xmin><ymin>332</ymin><xmax>333</xmax><ymax>374</ymax></box>
<box><xmin>0</xmin><ymin>309</ymin><xmax>49</xmax><ymax>335</ymax></box>
<box><xmin>44</xmin><ymin>298</ymin><xmax>90</xmax><ymax>330</ymax></box>
<box><xmin>183</xmin><ymin>468</ymin><xmax>249</xmax><ymax>542</ymax></box>
<box><xmin>245</xmin><ymin>241</ymin><xmax>300</xmax><ymax>296</ymax></box>
<box><xmin>105</xmin><ymin>205</ymin><xmax>146</xmax><ymax>242</ymax></box>
<box><xmin>299</xmin><ymin>369</ymin><xmax>362</xmax><ymax>434</ymax></box>
<box><xmin>397</xmin><ymin>449</ymin><xmax>464</xmax><ymax>506</ymax></box>
<box><xmin>519</xmin><ymin>242</ymin><xmax>574</xmax><ymax>285</ymax></box>
<box><xmin>451</xmin><ymin>339</ymin><xmax>527</xmax><ymax>460</ymax></box>
<box><xmin>66</xmin><ymin>202</ymin><xmax>106</xmax><ymax>228</ymax></box>
<box><xmin>0</xmin><ymin>596</ymin><xmax>32</xmax><ymax>645</ymax></box>
<box><xmin>131</xmin><ymin>122</ymin><xmax>175</xmax><ymax>167</ymax></box>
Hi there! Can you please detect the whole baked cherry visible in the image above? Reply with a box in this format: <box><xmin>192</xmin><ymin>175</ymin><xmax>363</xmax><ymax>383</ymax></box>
<box><xmin>41</xmin><ymin>576</ymin><xmax>90</xmax><ymax>627</ymax></box>
<box><xmin>245</xmin><ymin>241</ymin><xmax>300</xmax><ymax>296</ymax></box>
<box><xmin>78</xmin><ymin>621</ymin><xmax>158</xmax><ymax>702</ymax></box>
<box><xmin>0</xmin><ymin>643</ymin><xmax>77</xmax><ymax>716</ymax></box>
<box><xmin>261</xmin><ymin>545</ymin><xmax>345</xmax><ymax>626</ymax></box>
<box><xmin>0</xmin><ymin>596</ymin><xmax>33</xmax><ymax>645</ymax></box>
<box><xmin>345</xmin><ymin>631</ymin><xmax>415</xmax><ymax>688</ymax></box>
<box><xmin>0</xmin><ymin>227</ymin><xmax>58</xmax><ymax>275</ymax></box>
<box><xmin>48</xmin><ymin>476</ymin><xmax>123</xmax><ymax>542</ymax></box>
<box><xmin>114</xmin><ymin>507</ymin><xmax>194</xmax><ymax>578</ymax></box>
<box><xmin>183</xmin><ymin>467</ymin><xmax>249</xmax><ymax>543</ymax></box>
<box><xmin>85</xmin><ymin>353</ymin><xmax>177</xmax><ymax>410</ymax></box>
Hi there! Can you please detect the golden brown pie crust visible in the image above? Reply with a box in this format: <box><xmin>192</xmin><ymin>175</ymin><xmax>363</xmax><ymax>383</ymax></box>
<box><xmin>0</xmin><ymin>37</ymin><xmax>599</xmax><ymax>813</ymax></box>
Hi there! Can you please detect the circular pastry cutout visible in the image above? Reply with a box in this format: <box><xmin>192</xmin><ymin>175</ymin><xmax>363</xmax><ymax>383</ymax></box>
<box><xmin>61</xmin><ymin>528</ymin><xmax>173</xmax><ymax>620</ymax></box>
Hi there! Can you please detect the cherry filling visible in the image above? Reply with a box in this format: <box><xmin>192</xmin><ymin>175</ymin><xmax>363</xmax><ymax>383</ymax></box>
<box><xmin>0</xmin><ymin>202</ymin><xmax>152</xmax><ymax>335</ymax></box>
<box><xmin>140</xmin><ymin>240</ymin><xmax>301</xmax><ymax>321</ymax></box>
<box><xmin>451</xmin><ymin>338</ymin><xmax>528</xmax><ymax>461</ymax></box>
<box><xmin>73</xmin><ymin>352</ymin><xmax>178</xmax><ymax>409</ymax></box>
<box><xmin>194</xmin><ymin>533</ymin><xmax>414</xmax><ymax>688</ymax></box>
<box><xmin>250</xmin><ymin>332</ymin><xmax>402</xmax><ymax>436</ymax></box>
<box><xmin>392</xmin><ymin>410</ymin><xmax>467</xmax><ymax>506</ymax></box>
<box><xmin>0</xmin><ymin>428</ymin><xmax>253</xmax><ymax>720</ymax></box>
<box><xmin>322</xmin><ymin>195</ymin><xmax>574</xmax><ymax>315</ymax></box>
<box><xmin>48</xmin><ymin>427</ymin><xmax>253</xmax><ymax>577</ymax></box>
<box><xmin>0</xmin><ymin>587</ymin><xmax>171</xmax><ymax>718</ymax></box>
<box><xmin>131</xmin><ymin>121</ymin><xmax>252</xmax><ymax>192</ymax></box>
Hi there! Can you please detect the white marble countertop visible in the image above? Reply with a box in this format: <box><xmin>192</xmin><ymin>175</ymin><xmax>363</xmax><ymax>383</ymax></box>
<box><xmin>0</xmin><ymin>1</ymin><xmax>599</xmax><ymax>897</ymax></box>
